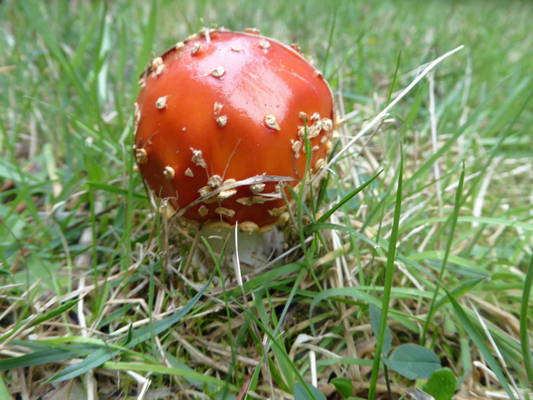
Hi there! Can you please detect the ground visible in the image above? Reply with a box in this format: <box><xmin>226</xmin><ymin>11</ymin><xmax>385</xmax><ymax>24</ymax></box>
<box><xmin>0</xmin><ymin>0</ymin><xmax>533</xmax><ymax>399</ymax></box>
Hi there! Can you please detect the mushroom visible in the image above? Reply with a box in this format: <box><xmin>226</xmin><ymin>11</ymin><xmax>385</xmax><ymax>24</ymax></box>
<box><xmin>134</xmin><ymin>28</ymin><xmax>334</xmax><ymax>264</ymax></box>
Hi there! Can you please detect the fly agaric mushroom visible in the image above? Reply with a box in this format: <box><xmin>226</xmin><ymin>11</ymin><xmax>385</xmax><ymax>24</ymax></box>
<box><xmin>134</xmin><ymin>28</ymin><xmax>334</xmax><ymax>234</ymax></box>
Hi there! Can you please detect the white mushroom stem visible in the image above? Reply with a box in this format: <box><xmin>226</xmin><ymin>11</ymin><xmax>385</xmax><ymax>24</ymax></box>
<box><xmin>201</xmin><ymin>227</ymin><xmax>284</xmax><ymax>271</ymax></box>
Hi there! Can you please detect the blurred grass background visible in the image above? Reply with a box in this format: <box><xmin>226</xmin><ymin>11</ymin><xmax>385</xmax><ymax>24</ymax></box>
<box><xmin>1</xmin><ymin>0</ymin><xmax>533</xmax><ymax>399</ymax></box>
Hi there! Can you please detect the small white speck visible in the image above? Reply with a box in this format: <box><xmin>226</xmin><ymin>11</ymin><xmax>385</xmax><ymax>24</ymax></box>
<box><xmin>265</xmin><ymin>114</ymin><xmax>280</xmax><ymax>131</ymax></box>
<box><xmin>152</xmin><ymin>57</ymin><xmax>163</xmax><ymax>70</ymax></box>
<box><xmin>163</xmin><ymin>166</ymin><xmax>175</xmax><ymax>179</ymax></box>
<box><xmin>314</xmin><ymin>158</ymin><xmax>325</xmax><ymax>170</ymax></box>
<box><xmin>198</xmin><ymin>205</ymin><xmax>209</xmax><ymax>216</ymax></box>
<box><xmin>208</xmin><ymin>175</ymin><xmax>223</xmax><ymax>188</ymax></box>
<box><xmin>191</xmin><ymin>42</ymin><xmax>202</xmax><ymax>55</ymax></box>
<box><xmin>250</xmin><ymin>183</ymin><xmax>265</xmax><ymax>193</ymax></box>
<box><xmin>291</xmin><ymin>140</ymin><xmax>302</xmax><ymax>158</ymax></box>
<box><xmin>216</xmin><ymin>207</ymin><xmax>236</xmax><ymax>218</ymax></box>
<box><xmin>135</xmin><ymin>148</ymin><xmax>147</xmax><ymax>164</ymax></box>
<box><xmin>210</xmin><ymin>66</ymin><xmax>226</xmax><ymax>78</ymax></box>
<box><xmin>155</xmin><ymin>64</ymin><xmax>165</xmax><ymax>75</ymax></box>
<box><xmin>218</xmin><ymin>183</ymin><xmax>237</xmax><ymax>200</ymax></box>
<box><xmin>259</xmin><ymin>39</ymin><xmax>271</xmax><ymax>49</ymax></box>
<box><xmin>216</xmin><ymin>116</ymin><xmax>227</xmax><ymax>127</ymax></box>
<box><xmin>322</xmin><ymin>118</ymin><xmax>333</xmax><ymax>131</ymax></box>
<box><xmin>155</xmin><ymin>96</ymin><xmax>168</xmax><ymax>109</ymax></box>
<box><xmin>190</xmin><ymin>148</ymin><xmax>207</xmax><ymax>168</ymax></box>
<box><xmin>198</xmin><ymin>186</ymin><xmax>212</xmax><ymax>197</ymax></box>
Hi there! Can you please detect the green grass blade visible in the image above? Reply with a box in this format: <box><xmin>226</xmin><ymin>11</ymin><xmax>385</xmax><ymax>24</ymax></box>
<box><xmin>135</xmin><ymin>0</ymin><xmax>158</xmax><ymax>78</ymax></box>
<box><xmin>304</xmin><ymin>222</ymin><xmax>378</xmax><ymax>249</ymax></box>
<box><xmin>0</xmin><ymin>374</ymin><xmax>9</xmax><ymax>399</ymax></box>
<box><xmin>85</xmin><ymin>181</ymin><xmax>146</xmax><ymax>200</ymax></box>
<box><xmin>433</xmin><ymin>278</ymin><xmax>484</xmax><ymax>313</ymax></box>
<box><xmin>322</xmin><ymin>7</ymin><xmax>337</xmax><ymax>78</ymax></box>
<box><xmin>318</xmin><ymin>169</ymin><xmax>383</xmax><ymax>223</ymax></box>
<box><xmin>0</xmin><ymin>299</ymin><xmax>79</xmax><ymax>343</ymax></box>
<box><xmin>0</xmin><ymin>349</ymin><xmax>86</xmax><ymax>371</ymax></box>
<box><xmin>102</xmin><ymin>361</ymin><xmax>239</xmax><ymax>391</ymax></box>
<box><xmin>420</xmin><ymin>162</ymin><xmax>465</xmax><ymax>346</ymax></box>
<box><xmin>386</xmin><ymin>51</ymin><xmax>402</xmax><ymax>106</ymax></box>
<box><xmin>520</xmin><ymin>253</ymin><xmax>533</xmax><ymax>382</ymax></box>
<box><xmin>368</xmin><ymin>147</ymin><xmax>402</xmax><ymax>400</ymax></box>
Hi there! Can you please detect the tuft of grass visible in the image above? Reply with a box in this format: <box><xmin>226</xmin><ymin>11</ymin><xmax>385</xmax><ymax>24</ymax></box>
<box><xmin>1</xmin><ymin>0</ymin><xmax>533</xmax><ymax>399</ymax></box>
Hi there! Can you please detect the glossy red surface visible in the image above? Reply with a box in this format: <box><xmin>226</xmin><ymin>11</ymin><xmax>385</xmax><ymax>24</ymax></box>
<box><xmin>135</xmin><ymin>30</ymin><xmax>334</xmax><ymax>227</ymax></box>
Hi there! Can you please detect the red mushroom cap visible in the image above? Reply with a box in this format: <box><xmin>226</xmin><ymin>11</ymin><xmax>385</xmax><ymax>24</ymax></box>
<box><xmin>134</xmin><ymin>28</ymin><xmax>334</xmax><ymax>232</ymax></box>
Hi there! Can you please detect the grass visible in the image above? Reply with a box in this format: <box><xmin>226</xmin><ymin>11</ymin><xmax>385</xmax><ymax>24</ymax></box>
<box><xmin>1</xmin><ymin>0</ymin><xmax>533</xmax><ymax>399</ymax></box>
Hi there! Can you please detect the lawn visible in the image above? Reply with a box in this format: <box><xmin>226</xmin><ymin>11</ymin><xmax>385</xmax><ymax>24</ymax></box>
<box><xmin>1</xmin><ymin>0</ymin><xmax>533</xmax><ymax>399</ymax></box>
